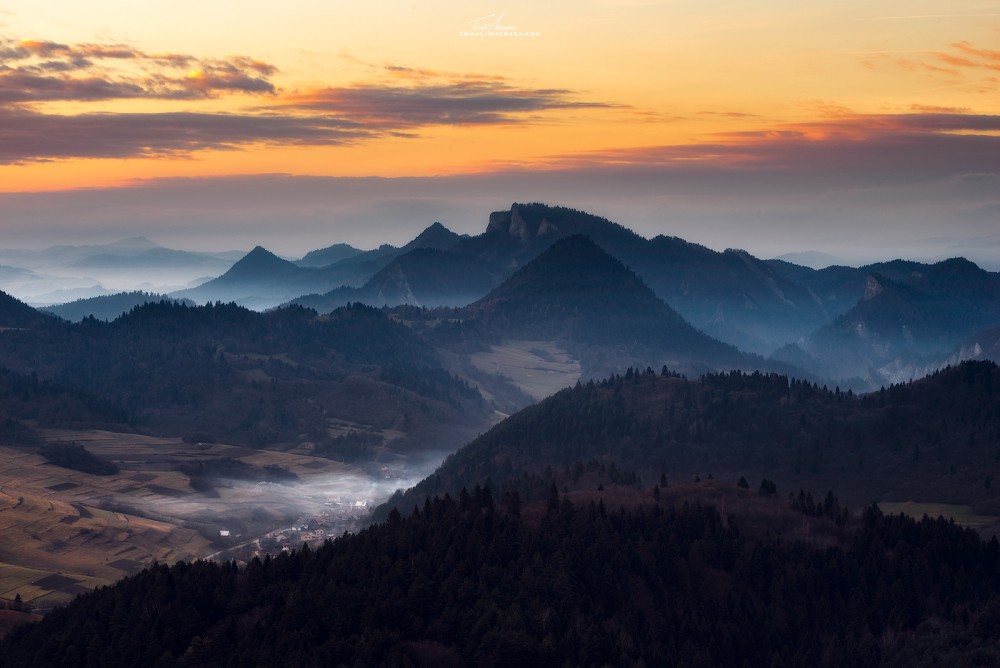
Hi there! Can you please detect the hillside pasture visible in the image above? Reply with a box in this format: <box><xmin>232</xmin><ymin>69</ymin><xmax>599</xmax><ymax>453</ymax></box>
<box><xmin>0</xmin><ymin>429</ymin><xmax>374</xmax><ymax>610</ymax></box>
<box><xmin>468</xmin><ymin>340</ymin><xmax>581</xmax><ymax>401</ymax></box>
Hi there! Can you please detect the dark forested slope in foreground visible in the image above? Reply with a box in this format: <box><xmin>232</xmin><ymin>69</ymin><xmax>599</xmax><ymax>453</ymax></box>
<box><xmin>387</xmin><ymin>361</ymin><xmax>1000</xmax><ymax>515</ymax></box>
<box><xmin>4</xmin><ymin>486</ymin><xmax>1000</xmax><ymax>667</ymax></box>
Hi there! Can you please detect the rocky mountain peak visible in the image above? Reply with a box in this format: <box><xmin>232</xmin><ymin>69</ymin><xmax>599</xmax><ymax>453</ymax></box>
<box><xmin>486</xmin><ymin>204</ymin><xmax>562</xmax><ymax>242</ymax></box>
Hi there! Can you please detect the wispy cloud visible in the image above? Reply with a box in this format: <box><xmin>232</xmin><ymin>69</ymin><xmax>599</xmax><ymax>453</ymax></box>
<box><xmin>860</xmin><ymin>39</ymin><xmax>1000</xmax><ymax>90</ymax></box>
<box><xmin>943</xmin><ymin>41</ymin><xmax>1000</xmax><ymax>71</ymax></box>
<box><xmin>515</xmin><ymin>112</ymin><xmax>1000</xmax><ymax>179</ymax></box>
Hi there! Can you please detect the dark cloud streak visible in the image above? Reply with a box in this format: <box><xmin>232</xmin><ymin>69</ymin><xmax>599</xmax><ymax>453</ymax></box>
<box><xmin>534</xmin><ymin>113</ymin><xmax>1000</xmax><ymax>181</ymax></box>
<box><xmin>280</xmin><ymin>81</ymin><xmax>612</xmax><ymax>127</ymax></box>
<box><xmin>0</xmin><ymin>109</ymin><xmax>370</xmax><ymax>163</ymax></box>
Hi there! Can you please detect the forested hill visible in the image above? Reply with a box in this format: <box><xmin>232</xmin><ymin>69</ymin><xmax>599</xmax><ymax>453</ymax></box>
<box><xmin>0</xmin><ymin>365</ymin><xmax>129</xmax><ymax>445</ymax></box>
<box><xmin>385</xmin><ymin>360</ymin><xmax>1000</xmax><ymax>515</ymax></box>
<box><xmin>4</xmin><ymin>486</ymin><xmax>1000</xmax><ymax>666</ymax></box>
<box><xmin>0</xmin><ymin>290</ymin><xmax>52</xmax><ymax>329</ymax></box>
<box><xmin>0</xmin><ymin>301</ymin><xmax>487</xmax><ymax>451</ymax></box>
<box><xmin>447</xmin><ymin>234</ymin><xmax>778</xmax><ymax>378</ymax></box>
<box><xmin>463</xmin><ymin>235</ymin><xmax>731</xmax><ymax>352</ymax></box>
<box><xmin>42</xmin><ymin>291</ymin><xmax>194</xmax><ymax>323</ymax></box>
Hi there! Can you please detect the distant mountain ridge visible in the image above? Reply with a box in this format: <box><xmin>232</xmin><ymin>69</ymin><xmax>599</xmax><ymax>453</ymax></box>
<box><xmin>0</xmin><ymin>237</ymin><xmax>244</xmax><ymax>305</ymax></box>
<box><xmin>443</xmin><ymin>235</ymin><xmax>793</xmax><ymax>380</ymax></box>
<box><xmin>290</xmin><ymin>246</ymin><xmax>499</xmax><ymax>312</ymax></box>
<box><xmin>14</xmin><ymin>202</ymin><xmax>994</xmax><ymax>390</ymax></box>
<box><xmin>172</xmin><ymin>246</ymin><xmax>346</xmax><ymax>310</ymax></box>
<box><xmin>295</xmin><ymin>243</ymin><xmax>362</xmax><ymax>268</ymax></box>
<box><xmin>774</xmin><ymin>257</ymin><xmax>1000</xmax><ymax>386</ymax></box>
<box><xmin>280</xmin><ymin>204</ymin><xmax>867</xmax><ymax>352</ymax></box>
<box><xmin>176</xmin><ymin>223</ymin><xmax>470</xmax><ymax>310</ymax></box>
<box><xmin>43</xmin><ymin>292</ymin><xmax>195</xmax><ymax>322</ymax></box>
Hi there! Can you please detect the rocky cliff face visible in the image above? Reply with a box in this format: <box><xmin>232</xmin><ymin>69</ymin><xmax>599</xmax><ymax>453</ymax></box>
<box><xmin>486</xmin><ymin>205</ymin><xmax>562</xmax><ymax>242</ymax></box>
<box><xmin>864</xmin><ymin>274</ymin><xmax>885</xmax><ymax>300</ymax></box>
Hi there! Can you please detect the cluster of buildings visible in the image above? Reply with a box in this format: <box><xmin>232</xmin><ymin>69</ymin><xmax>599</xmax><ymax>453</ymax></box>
<box><xmin>252</xmin><ymin>497</ymin><xmax>373</xmax><ymax>557</ymax></box>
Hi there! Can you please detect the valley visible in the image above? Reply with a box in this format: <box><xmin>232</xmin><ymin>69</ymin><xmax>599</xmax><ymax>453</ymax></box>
<box><xmin>0</xmin><ymin>428</ymin><xmax>418</xmax><ymax>611</ymax></box>
<box><xmin>1</xmin><ymin>203</ymin><xmax>1000</xmax><ymax>663</ymax></box>
<box><xmin>4</xmin><ymin>0</ymin><xmax>1000</xmax><ymax>660</ymax></box>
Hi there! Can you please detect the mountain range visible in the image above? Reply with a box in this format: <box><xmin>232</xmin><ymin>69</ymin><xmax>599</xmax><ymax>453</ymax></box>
<box><xmin>114</xmin><ymin>203</ymin><xmax>994</xmax><ymax>389</ymax></box>
<box><xmin>774</xmin><ymin>258</ymin><xmax>1000</xmax><ymax>386</ymax></box>
<box><xmin>0</xmin><ymin>237</ymin><xmax>243</xmax><ymax>305</ymax></box>
<box><xmin>4</xmin><ymin>203</ymin><xmax>1000</xmax><ymax>663</ymax></box>
<box><xmin>447</xmin><ymin>235</ymin><xmax>774</xmax><ymax>379</ymax></box>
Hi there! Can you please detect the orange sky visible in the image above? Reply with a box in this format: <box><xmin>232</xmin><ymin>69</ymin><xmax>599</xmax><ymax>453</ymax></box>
<box><xmin>1</xmin><ymin>1</ymin><xmax>998</xmax><ymax>263</ymax></box>
<box><xmin>2</xmin><ymin>1</ymin><xmax>998</xmax><ymax>190</ymax></box>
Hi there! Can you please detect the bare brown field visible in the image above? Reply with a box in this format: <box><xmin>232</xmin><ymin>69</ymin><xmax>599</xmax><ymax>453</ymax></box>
<box><xmin>468</xmin><ymin>340</ymin><xmax>582</xmax><ymax>401</ymax></box>
<box><xmin>0</xmin><ymin>429</ymin><xmax>395</xmax><ymax>610</ymax></box>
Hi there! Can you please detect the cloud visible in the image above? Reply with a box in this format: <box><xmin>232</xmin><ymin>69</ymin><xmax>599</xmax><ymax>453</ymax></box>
<box><xmin>0</xmin><ymin>72</ymin><xmax>149</xmax><ymax>104</ymax></box>
<box><xmin>279</xmin><ymin>79</ymin><xmax>611</xmax><ymax>127</ymax></box>
<box><xmin>861</xmin><ymin>39</ymin><xmax>1000</xmax><ymax>88</ymax></box>
<box><xmin>699</xmin><ymin>110</ymin><xmax>760</xmax><ymax>119</ymax></box>
<box><xmin>524</xmin><ymin>112</ymin><xmax>1000</xmax><ymax>180</ymax></box>
<box><xmin>0</xmin><ymin>108</ymin><xmax>370</xmax><ymax>163</ymax></box>
<box><xmin>0</xmin><ymin>37</ymin><xmax>616</xmax><ymax>162</ymax></box>
<box><xmin>0</xmin><ymin>36</ymin><xmax>278</xmax><ymax>102</ymax></box>
<box><xmin>944</xmin><ymin>41</ymin><xmax>1000</xmax><ymax>71</ymax></box>
<box><xmin>910</xmin><ymin>104</ymin><xmax>971</xmax><ymax>113</ymax></box>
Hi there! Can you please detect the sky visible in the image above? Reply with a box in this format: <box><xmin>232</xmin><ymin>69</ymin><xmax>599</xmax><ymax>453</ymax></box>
<box><xmin>1</xmin><ymin>1</ymin><xmax>999</xmax><ymax>266</ymax></box>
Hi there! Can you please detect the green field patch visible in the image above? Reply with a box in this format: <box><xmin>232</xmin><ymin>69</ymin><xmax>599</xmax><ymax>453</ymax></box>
<box><xmin>5</xmin><ymin>585</ymin><xmax>47</xmax><ymax>604</ymax></box>
<box><xmin>215</xmin><ymin>445</ymin><xmax>265</xmax><ymax>459</ymax></box>
<box><xmin>70</xmin><ymin>504</ymin><xmax>93</xmax><ymax>519</ymax></box>
<box><xmin>1</xmin><ymin>564</ymin><xmax>97</xmax><ymax>604</ymax></box>
<box><xmin>0</xmin><ymin>567</ymin><xmax>44</xmax><ymax>595</ymax></box>
<box><xmin>44</xmin><ymin>482</ymin><xmax>79</xmax><ymax>492</ymax></box>
<box><xmin>879</xmin><ymin>501</ymin><xmax>998</xmax><ymax>528</ymax></box>
<box><xmin>108</xmin><ymin>558</ymin><xmax>143</xmax><ymax>572</ymax></box>
<box><xmin>46</xmin><ymin>539</ymin><xmax>70</xmax><ymax>553</ymax></box>
<box><xmin>31</xmin><ymin>573</ymin><xmax>78</xmax><ymax>590</ymax></box>
<box><xmin>145</xmin><ymin>484</ymin><xmax>186</xmax><ymax>498</ymax></box>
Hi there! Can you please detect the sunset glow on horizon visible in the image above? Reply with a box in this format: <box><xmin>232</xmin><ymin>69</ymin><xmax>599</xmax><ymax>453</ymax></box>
<box><xmin>1</xmin><ymin>1</ymin><xmax>999</xmax><ymax>263</ymax></box>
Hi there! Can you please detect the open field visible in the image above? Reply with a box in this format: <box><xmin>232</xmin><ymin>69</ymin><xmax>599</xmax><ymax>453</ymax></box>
<box><xmin>468</xmin><ymin>340</ymin><xmax>582</xmax><ymax>401</ymax></box>
<box><xmin>0</xmin><ymin>429</ymin><xmax>418</xmax><ymax>610</ymax></box>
